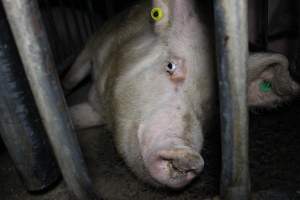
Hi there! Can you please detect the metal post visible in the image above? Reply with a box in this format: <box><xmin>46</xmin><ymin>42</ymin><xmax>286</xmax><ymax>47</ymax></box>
<box><xmin>0</xmin><ymin>2</ymin><xmax>60</xmax><ymax>191</ymax></box>
<box><xmin>213</xmin><ymin>0</ymin><xmax>250</xmax><ymax>200</ymax></box>
<box><xmin>2</xmin><ymin>0</ymin><xmax>100</xmax><ymax>199</ymax></box>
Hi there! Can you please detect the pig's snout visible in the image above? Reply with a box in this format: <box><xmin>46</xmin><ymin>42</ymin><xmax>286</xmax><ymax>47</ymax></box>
<box><xmin>148</xmin><ymin>148</ymin><xmax>204</xmax><ymax>189</ymax></box>
<box><xmin>137</xmin><ymin>110</ymin><xmax>204</xmax><ymax>188</ymax></box>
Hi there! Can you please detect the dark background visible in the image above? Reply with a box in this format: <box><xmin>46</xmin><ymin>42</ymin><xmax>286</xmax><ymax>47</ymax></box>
<box><xmin>0</xmin><ymin>0</ymin><xmax>300</xmax><ymax>199</ymax></box>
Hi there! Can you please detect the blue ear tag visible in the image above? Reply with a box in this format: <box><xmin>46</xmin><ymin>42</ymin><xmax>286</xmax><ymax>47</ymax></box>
<box><xmin>259</xmin><ymin>80</ymin><xmax>272</xmax><ymax>93</ymax></box>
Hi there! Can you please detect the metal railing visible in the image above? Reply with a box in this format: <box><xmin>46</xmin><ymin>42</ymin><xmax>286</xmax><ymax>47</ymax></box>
<box><xmin>2</xmin><ymin>0</ymin><xmax>100</xmax><ymax>199</ymax></box>
<box><xmin>1</xmin><ymin>0</ymin><xmax>251</xmax><ymax>199</ymax></box>
<box><xmin>213</xmin><ymin>0</ymin><xmax>250</xmax><ymax>199</ymax></box>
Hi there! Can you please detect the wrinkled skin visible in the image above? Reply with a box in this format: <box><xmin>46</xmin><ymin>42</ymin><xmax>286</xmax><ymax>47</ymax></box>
<box><xmin>63</xmin><ymin>0</ymin><xmax>299</xmax><ymax>189</ymax></box>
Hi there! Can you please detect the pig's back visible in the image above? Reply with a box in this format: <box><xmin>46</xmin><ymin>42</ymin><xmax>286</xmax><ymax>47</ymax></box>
<box><xmin>85</xmin><ymin>1</ymin><xmax>154</xmax><ymax>122</ymax></box>
<box><xmin>87</xmin><ymin>1</ymin><xmax>152</xmax><ymax>73</ymax></box>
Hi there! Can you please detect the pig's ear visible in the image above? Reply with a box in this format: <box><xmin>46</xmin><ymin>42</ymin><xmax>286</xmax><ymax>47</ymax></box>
<box><xmin>150</xmin><ymin>0</ymin><xmax>194</xmax><ymax>34</ymax></box>
<box><xmin>247</xmin><ymin>53</ymin><xmax>299</xmax><ymax>108</ymax></box>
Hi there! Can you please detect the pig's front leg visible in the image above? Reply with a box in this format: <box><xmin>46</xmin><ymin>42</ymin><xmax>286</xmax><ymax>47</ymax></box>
<box><xmin>69</xmin><ymin>102</ymin><xmax>103</xmax><ymax>129</ymax></box>
<box><xmin>69</xmin><ymin>86</ymin><xmax>104</xmax><ymax>129</ymax></box>
<box><xmin>63</xmin><ymin>46</ymin><xmax>93</xmax><ymax>91</ymax></box>
<box><xmin>247</xmin><ymin>53</ymin><xmax>300</xmax><ymax>108</ymax></box>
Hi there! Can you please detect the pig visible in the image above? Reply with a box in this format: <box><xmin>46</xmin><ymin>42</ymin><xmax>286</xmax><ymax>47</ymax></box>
<box><xmin>63</xmin><ymin>0</ymin><xmax>299</xmax><ymax>189</ymax></box>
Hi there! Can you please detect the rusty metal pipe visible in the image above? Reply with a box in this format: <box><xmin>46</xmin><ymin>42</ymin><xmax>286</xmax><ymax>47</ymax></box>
<box><xmin>213</xmin><ymin>0</ymin><xmax>250</xmax><ymax>199</ymax></box>
<box><xmin>2</xmin><ymin>0</ymin><xmax>99</xmax><ymax>199</ymax></box>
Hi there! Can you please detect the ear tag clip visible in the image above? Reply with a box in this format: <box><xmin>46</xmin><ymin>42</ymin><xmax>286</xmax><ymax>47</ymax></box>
<box><xmin>259</xmin><ymin>80</ymin><xmax>272</xmax><ymax>93</ymax></box>
<box><xmin>151</xmin><ymin>7</ymin><xmax>164</xmax><ymax>21</ymax></box>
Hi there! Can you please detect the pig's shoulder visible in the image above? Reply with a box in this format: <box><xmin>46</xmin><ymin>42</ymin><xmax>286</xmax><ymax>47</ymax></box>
<box><xmin>88</xmin><ymin>2</ymin><xmax>151</xmax><ymax>54</ymax></box>
<box><xmin>114</xmin><ymin>2</ymin><xmax>152</xmax><ymax>45</ymax></box>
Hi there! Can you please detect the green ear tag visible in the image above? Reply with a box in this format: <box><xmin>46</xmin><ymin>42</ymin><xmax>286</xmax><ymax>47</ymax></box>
<box><xmin>259</xmin><ymin>80</ymin><xmax>272</xmax><ymax>93</ymax></box>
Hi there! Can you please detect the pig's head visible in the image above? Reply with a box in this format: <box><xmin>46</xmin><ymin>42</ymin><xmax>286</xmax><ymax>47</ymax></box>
<box><xmin>108</xmin><ymin>0</ymin><xmax>299</xmax><ymax>190</ymax></box>
<box><xmin>247</xmin><ymin>53</ymin><xmax>300</xmax><ymax>109</ymax></box>
<box><xmin>110</xmin><ymin>0</ymin><xmax>216</xmax><ymax>189</ymax></box>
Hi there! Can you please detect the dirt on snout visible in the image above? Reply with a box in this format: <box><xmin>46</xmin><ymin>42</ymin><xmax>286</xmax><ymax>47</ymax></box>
<box><xmin>1</xmin><ymin>98</ymin><xmax>300</xmax><ymax>199</ymax></box>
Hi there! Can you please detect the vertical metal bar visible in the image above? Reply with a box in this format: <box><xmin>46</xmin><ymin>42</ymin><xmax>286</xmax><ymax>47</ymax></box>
<box><xmin>2</xmin><ymin>0</ymin><xmax>100</xmax><ymax>199</ymax></box>
<box><xmin>213</xmin><ymin>0</ymin><xmax>250</xmax><ymax>200</ymax></box>
<box><xmin>0</xmin><ymin>2</ymin><xmax>60</xmax><ymax>191</ymax></box>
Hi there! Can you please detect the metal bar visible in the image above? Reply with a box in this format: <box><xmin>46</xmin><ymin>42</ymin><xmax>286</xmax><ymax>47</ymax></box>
<box><xmin>213</xmin><ymin>0</ymin><xmax>250</xmax><ymax>200</ymax></box>
<box><xmin>0</xmin><ymin>2</ymin><xmax>60</xmax><ymax>191</ymax></box>
<box><xmin>2</xmin><ymin>0</ymin><xmax>100</xmax><ymax>199</ymax></box>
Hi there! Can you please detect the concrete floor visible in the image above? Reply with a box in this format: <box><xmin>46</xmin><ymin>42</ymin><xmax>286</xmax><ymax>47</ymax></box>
<box><xmin>0</xmin><ymin>125</ymin><xmax>220</xmax><ymax>200</ymax></box>
<box><xmin>1</xmin><ymin>86</ymin><xmax>300</xmax><ymax>199</ymax></box>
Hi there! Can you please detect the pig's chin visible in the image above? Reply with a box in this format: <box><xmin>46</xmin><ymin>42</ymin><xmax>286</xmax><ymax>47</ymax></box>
<box><xmin>143</xmin><ymin>147</ymin><xmax>204</xmax><ymax>189</ymax></box>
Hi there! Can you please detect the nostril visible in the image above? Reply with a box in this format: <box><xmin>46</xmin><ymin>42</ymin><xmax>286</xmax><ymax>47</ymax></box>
<box><xmin>146</xmin><ymin>148</ymin><xmax>204</xmax><ymax>188</ymax></box>
<box><xmin>164</xmin><ymin>153</ymin><xmax>204</xmax><ymax>176</ymax></box>
<box><xmin>159</xmin><ymin>148</ymin><xmax>204</xmax><ymax>171</ymax></box>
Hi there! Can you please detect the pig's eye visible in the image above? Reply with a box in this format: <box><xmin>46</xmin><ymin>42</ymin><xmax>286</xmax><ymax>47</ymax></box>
<box><xmin>166</xmin><ymin>63</ymin><xmax>177</xmax><ymax>75</ymax></box>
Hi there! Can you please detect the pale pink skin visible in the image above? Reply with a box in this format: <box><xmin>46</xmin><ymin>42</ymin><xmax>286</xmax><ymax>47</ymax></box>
<box><xmin>109</xmin><ymin>0</ymin><xmax>215</xmax><ymax>189</ymax></box>
<box><xmin>64</xmin><ymin>0</ymin><xmax>299</xmax><ymax>190</ymax></box>
<box><xmin>137</xmin><ymin>98</ymin><xmax>204</xmax><ymax>188</ymax></box>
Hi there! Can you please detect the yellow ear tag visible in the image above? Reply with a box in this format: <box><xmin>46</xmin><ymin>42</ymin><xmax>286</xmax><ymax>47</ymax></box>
<box><xmin>151</xmin><ymin>7</ymin><xmax>164</xmax><ymax>21</ymax></box>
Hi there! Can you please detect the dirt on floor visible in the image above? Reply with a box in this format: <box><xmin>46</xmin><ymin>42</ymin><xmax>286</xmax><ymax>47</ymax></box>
<box><xmin>1</xmin><ymin>95</ymin><xmax>300</xmax><ymax>199</ymax></box>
